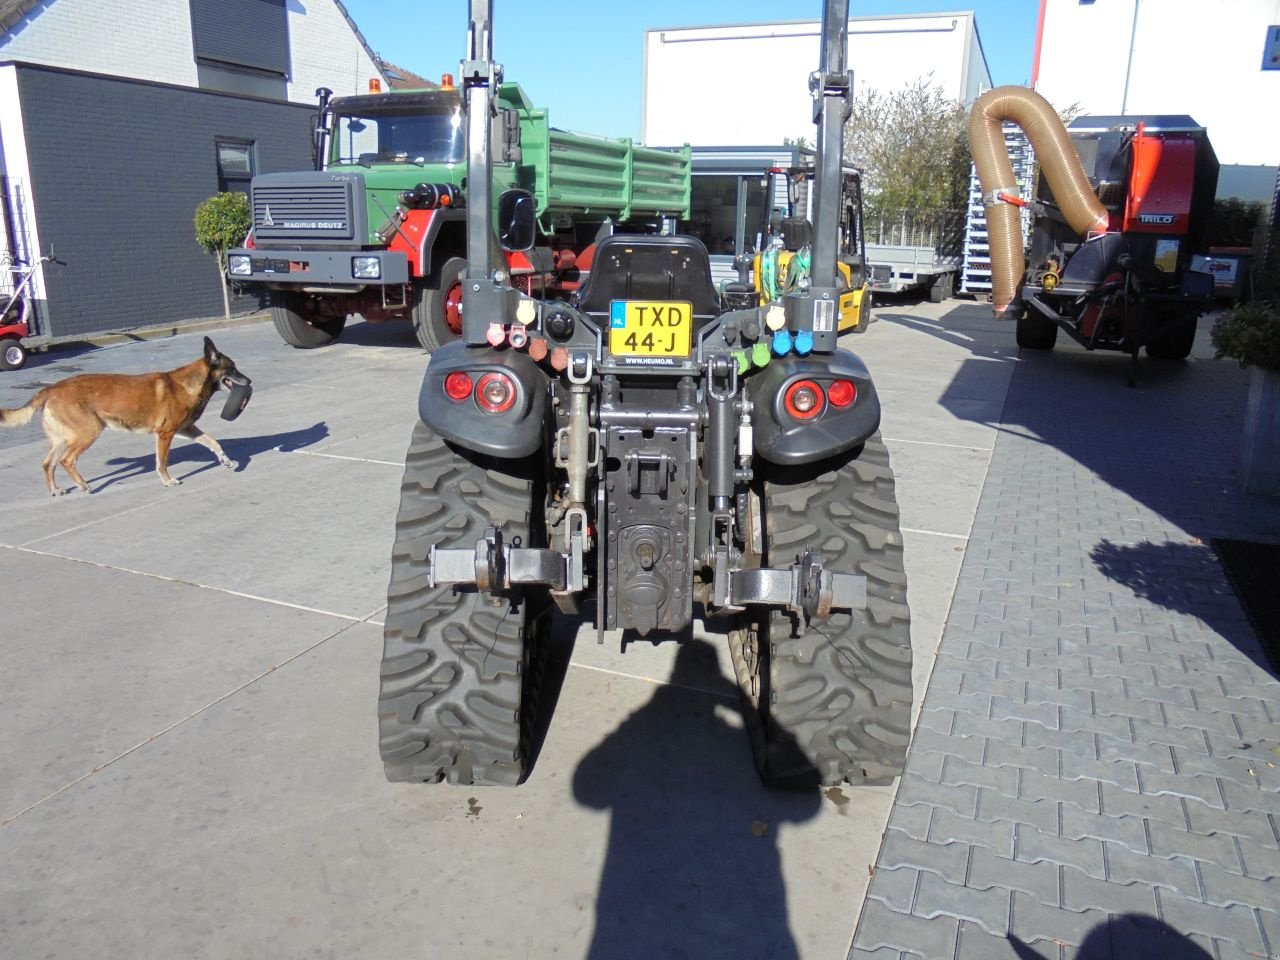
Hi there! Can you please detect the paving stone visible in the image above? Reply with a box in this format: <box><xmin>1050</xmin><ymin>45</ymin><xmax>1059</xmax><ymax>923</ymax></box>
<box><xmin>929</xmin><ymin>807</ymin><xmax>1017</xmax><ymax>857</ymax></box>
<box><xmin>1008</xmin><ymin>893</ymin><xmax>1109</xmax><ymax>950</ymax></box>
<box><xmin>1095</xmin><ymin>736</ymin><xmax>1176</xmax><ymax>773</ymax></box>
<box><xmin>854</xmin><ymin>898</ymin><xmax>960</xmax><ymax>959</ymax></box>
<box><xmin>1059</xmin><ymin>704</ymin><xmax>1143</xmax><ymax>740</ymax></box>
<box><xmin>1147</xmin><ymin>821</ymin><xmax>1243</xmax><ymax>870</ymax></box>
<box><xmin>847</xmin><ymin>948</ymin><xmax>900</xmax><ymax>960</ymax></box>
<box><xmin>896</xmin><ymin>774</ymin><xmax>977</xmax><ymax>817</ymax></box>
<box><xmin>1160</xmin><ymin>703</ymin><xmax>1245</xmax><ymax>738</ymax></box>
<box><xmin>1195</xmin><ymin>859</ymin><xmax>1278</xmax><ymax>910</ymax></box>
<box><xmin>1025</xmin><ymin>680</ymin><xmax>1094</xmax><ymax>714</ymax></box>
<box><xmin>943</xmin><ymin>754</ymin><xmax>1020</xmax><ymax>798</ymax></box>
<box><xmin>877</xmin><ymin>828</ymin><xmax>971</xmax><ymax>885</ymax></box>
<box><xmin>967</xmin><ymin>846</ymin><xmax>1060</xmax><ymax>906</ymax></box>
<box><xmin>909</xmin><ymin>725</ymin><xmax>987</xmax><ymax>765</ymax></box>
<box><xmin>885</xmin><ymin>801</ymin><xmax>934</xmax><ymax>840</ymax></box>
<box><xmin>1014</xmin><ymin>824</ymin><xmax>1105</xmax><ymax>880</ymax></box>
<box><xmin>1020</xmin><ymin>768</ymin><xmax>1103</xmax><ymax>813</ymax></box>
<box><xmin>864</xmin><ymin>864</ymin><xmax>919</xmax><ymax>913</ymax></box>
<box><xmin>984</xmin><ymin>739</ymin><xmax>1061</xmax><ymax>779</ymax></box>
<box><xmin>1155</xmin><ymin>892</ymin><xmax>1269</xmax><ymax>957</ymax></box>
<box><xmin>1137</xmin><ymin>766</ymin><xmax>1226</xmax><ymax>810</ymax></box>
<box><xmin>1060</xmin><ymin>804</ymin><xmax>1148</xmax><ymax>853</ymax></box>
<box><xmin>956</xmin><ymin>922</ymin><xmax>1058</xmax><ymax>960</ymax></box>
<box><xmin>1255</xmin><ymin>906</ymin><xmax>1280</xmax><ymax>960</ymax></box>
<box><xmin>976</xmin><ymin>789</ymin><xmax>1060</xmax><ymax>836</ymax></box>
<box><xmin>992</xmin><ymin>695</ymin><xmax>1060</xmax><ymax>729</ymax></box>
<box><xmin>1183</xmin><ymin>802</ymin><xmax>1279</xmax><ymax>849</ymax></box>
<box><xmin>1238</xmin><ymin>835</ymin><xmax>1280</xmax><ymax>880</ymax></box>
<box><xmin>1220</xmin><ymin>779</ymin><xmax>1280</xmax><ymax>817</ymax></box>
<box><xmin>1059</xmin><ymin>864</ymin><xmax>1158</xmax><ymax>916</ymax></box>
<box><xmin>1022</xmin><ymin>725</ymin><xmax>1099</xmax><ymax>758</ymax></box>
<box><xmin>1102</xmin><ymin>842</ymin><xmax>1200</xmax><ymax>898</ymax></box>
<box><xmin>913</xmin><ymin>869</ymin><xmax>1011</xmax><ymax>936</ymax></box>
<box><xmin>1060</xmin><ymin>748</ymin><xmax>1143</xmax><ymax>790</ymax></box>
<box><xmin>1099</xmin><ymin>781</ymin><xmax>1187</xmax><ymax>824</ymax></box>
<box><xmin>1136</xmin><ymin>721</ymin><xmax>1213</xmax><ymax>757</ymax></box>
<box><xmin>953</xmin><ymin>712</ymin><xmax>1023</xmax><ymax>743</ymax></box>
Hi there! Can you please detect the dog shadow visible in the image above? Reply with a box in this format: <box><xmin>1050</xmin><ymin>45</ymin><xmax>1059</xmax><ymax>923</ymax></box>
<box><xmin>89</xmin><ymin>421</ymin><xmax>330</xmax><ymax>492</ymax></box>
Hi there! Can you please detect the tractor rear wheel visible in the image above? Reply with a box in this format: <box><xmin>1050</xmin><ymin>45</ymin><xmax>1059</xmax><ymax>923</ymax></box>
<box><xmin>729</xmin><ymin>434</ymin><xmax>913</xmax><ymax>786</ymax></box>
<box><xmin>378</xmin><ymin>421</ymin><xmax>550</xmax><ymax>785</ymax></box>
<box><xmin>270</xmin><ymin>291</ymin><xmax>346</xmax><ymax>348</ymax></box>
<box><xmin>1145</xmin><ymin>311</ymin><xmax>1197</xmax><ymax>360</ymax></box>
<box><xmin>1016</xmin><ymin>305</ymin><xmax>1058</xmax><ymax>350</ymax></box>
<box><xmin>412</xmin><ymin>257</ymin><xmax>467</xmax><ymax>353</ymax></box>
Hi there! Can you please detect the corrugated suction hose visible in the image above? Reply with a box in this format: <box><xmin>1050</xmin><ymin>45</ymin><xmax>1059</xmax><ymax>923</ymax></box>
<box><xmin>968</xmin><ymin>86</ymin><xmax>1110</xmax><ymax>315</ymax></box>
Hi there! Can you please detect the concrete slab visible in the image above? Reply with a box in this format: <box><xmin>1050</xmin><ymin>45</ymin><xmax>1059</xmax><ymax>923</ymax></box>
<box><xmin>0</xmin><ymin>550</ymin><xmax>355</xmax><ymax>821</ymax></box>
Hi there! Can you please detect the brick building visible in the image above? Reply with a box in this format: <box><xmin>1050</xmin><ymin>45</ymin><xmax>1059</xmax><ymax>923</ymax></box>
<box><xmin>0</xmin><ymin>0</ymin><xmax>389</xmax><ymax>340</ymax></box>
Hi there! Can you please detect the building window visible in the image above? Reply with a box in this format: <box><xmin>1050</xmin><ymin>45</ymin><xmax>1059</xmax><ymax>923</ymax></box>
<box><xmin>683</xmin><ymin>175</ymin><xmax>769</xmax><ymax>256</ymax></box>
<box><xmin>216</xmin><ymin>140</ymin><xmax>256</xmax><ymax>195</ymax></box>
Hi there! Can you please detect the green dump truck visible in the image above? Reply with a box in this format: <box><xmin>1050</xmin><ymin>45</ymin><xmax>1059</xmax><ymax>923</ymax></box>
<box><xmin>226</xmin><ymin>82</ymin><xmax>691</xmax><ymax>351</ymax></box>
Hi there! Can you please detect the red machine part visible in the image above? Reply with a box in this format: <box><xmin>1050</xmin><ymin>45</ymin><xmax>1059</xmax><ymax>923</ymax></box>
<box><xmin>386</xmin><ymin>208</ymin><xmax>437</xmax><ymax>276</ymax></box>
<box><xmin>1124</xmin><ymin>124</ymin><xmax>1197</xmax><ymax>235</ymax></box>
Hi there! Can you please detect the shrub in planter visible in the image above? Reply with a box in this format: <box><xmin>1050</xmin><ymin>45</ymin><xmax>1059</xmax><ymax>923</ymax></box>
<box><xmin>1211</xmin><ymin>300</ymin><xmax>1280</xmax><ymax>371</ymax></box>
<box><xmin>1212</xmin><ymin>300</ymin><xmax>1280</xmax><ymax>494</ymax></box>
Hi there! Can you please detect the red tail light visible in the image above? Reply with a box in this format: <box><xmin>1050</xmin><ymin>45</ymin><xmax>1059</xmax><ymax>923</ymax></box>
<box><xmin>827</xmin><ymin>379</ymin><xmax>856</xmax><ymax>408</ymax></box>
<box><xmin>475</xmin><ymin>372</ymin><xmax>517</xmax><ymax>413</ymax></box>
<box><xmin>444</xmin><ymin>371</ymin><xmax>472</xmax><ymax>401</ymax></box>
<box><xmin>784</xmin><ymin>379</ymin><xmax>824</xmax><ymax>420</ymax></box>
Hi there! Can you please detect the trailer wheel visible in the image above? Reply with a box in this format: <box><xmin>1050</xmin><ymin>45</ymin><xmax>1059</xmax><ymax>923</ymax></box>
<box><xmin>1145</xmin><ymin>312</ymin><xmax>1197</xmax><ymax>360</ymax></box>
<box><xmin>1016</xmin><ymin>305</ymin><xmax>1058</xmax><ymax>350</ymax></box>
<box><xmin>378</xmin><ymin>420</ymin><xmax>551</xmax><ymax>786</ymax></box>
<box><xmin>412</xmin><ymin>257</ymin><xmax>466</xmax><ymax>353</ymax></box>
<box><xmin>0</xmin><ymin>337</ymin><xmax>27</xmax><ymax>370</ymax></box>
<box><xmin>729</xmin><ymin>434</ymin><xmax>913</xmax><ymax>786</ymax></box>
<box><xmin>270</xmin><ymin>291</ymin><xmax>346</xmax><ymax>348</ymax></box>
<box><xmin>927</xmin><ymin>272</ymin><xmax>953</xmax><ymax>303</ymax></box>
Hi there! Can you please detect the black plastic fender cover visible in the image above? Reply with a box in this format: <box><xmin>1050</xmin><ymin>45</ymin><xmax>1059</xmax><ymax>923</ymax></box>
<box><xmin>747</xmin><ymin>350</ymin><xmax>881</xmax><ymax>466</ymax></box>
<box><xmin>418</xmin><ymin>340</ymin><xmax>548</xmax><ymax>459</ymax></box>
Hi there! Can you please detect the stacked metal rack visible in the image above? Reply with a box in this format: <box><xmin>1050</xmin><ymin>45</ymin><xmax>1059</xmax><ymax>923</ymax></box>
<box><xmin>960</xmin><ymin>123</ymin><xmax>1036</xmax><ymax>298</ymax></box>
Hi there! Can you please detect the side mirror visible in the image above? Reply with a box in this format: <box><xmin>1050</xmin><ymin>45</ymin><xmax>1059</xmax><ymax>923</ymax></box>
<box><xmin>498</xmin><ymin>189</ymin><xmax>537</xmax><ymax>252</ymax></box>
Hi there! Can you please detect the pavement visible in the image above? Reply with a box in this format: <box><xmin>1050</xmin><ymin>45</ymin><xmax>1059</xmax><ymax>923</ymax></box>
<box><xmin>0</xmin><ymin>299</ymin><xmax>1275</xmax><ymax>960</ymax></box>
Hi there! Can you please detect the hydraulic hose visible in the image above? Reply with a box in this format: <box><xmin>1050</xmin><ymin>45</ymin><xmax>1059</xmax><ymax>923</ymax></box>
<box><xmin>968</xmin><ymin>85</ymin><xmax>1110</xmax><ymax>316</ymax></box>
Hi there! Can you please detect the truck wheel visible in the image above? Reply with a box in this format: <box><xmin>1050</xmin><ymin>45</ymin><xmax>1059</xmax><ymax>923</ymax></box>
<box><xmin>1016</xmin><ymin>305</ymin><xmax>1058</xmax><ymax>350</ymax></box>
<box><xmin>729</xmin><ymin>434</ymin><xmax>913</xmax><ymax>786</ymax></box>
<box><xmin>412</xmin><ymin>257</ymin><xmax>467</xmax><ymax>353</ymax></box>
<box><xmin>378</xmin><ymin>421</ymin><xmax>550</xmax><ymax>785</ymax></box>
<box><xmin>270</xmin><ymin>291</ymin><xmax>346</xmax><ymax>348</ymax></box>
<box><xmin>1145</xmin><ymin>312</ymin><xmax>1197</xmax><ymax>360</ymax></box>
<box><xmin>0</xmin><ymin>337</ymin><xmax>27</xmax><ymax>371</ymax></box>
<box><xmin>927</xmin><ymin>272</ymin><xmax>953</xmax><ymax>303</ymax></box>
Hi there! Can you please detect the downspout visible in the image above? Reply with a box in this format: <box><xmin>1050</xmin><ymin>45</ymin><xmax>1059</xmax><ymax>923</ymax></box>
<box><xmin>968</xmin><ymin>85</ymin><xmax>1109</xmax><ymax>316</ymax></box>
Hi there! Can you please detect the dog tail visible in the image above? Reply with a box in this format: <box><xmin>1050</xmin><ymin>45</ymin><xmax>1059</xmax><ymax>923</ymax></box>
<box><xmin>0</xmin><ymin>388</ymin><xmax>48</xmax><ymax>427</ymax></box>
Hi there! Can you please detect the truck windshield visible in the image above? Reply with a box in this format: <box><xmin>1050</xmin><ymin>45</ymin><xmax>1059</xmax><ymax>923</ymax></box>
<box><xmin>332</xmin><ymin>102</ymin><xmax>464</xmax><ymax>167</ymax></box>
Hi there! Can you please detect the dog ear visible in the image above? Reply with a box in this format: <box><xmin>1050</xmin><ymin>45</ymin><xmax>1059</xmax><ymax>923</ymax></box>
<box><xmin>203</xmin><ymin>336</ymin><xmax>218</xmax><ymax>363</ymax></box>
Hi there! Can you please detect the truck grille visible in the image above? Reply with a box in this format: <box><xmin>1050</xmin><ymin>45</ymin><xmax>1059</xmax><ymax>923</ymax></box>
<box><xmin>252</xmin><ymin>183</ymin><xmax>355</xmax><ymax>242</ymax></box>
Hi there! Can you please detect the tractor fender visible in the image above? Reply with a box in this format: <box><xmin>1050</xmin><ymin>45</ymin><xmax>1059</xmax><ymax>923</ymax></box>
<box><xmin>418</xmin><ymin>341</ymin><xmax>548</xmax><ymax>459</ymax></box>
<box><xmin>747</xmin><ymin>350</ymin><xmax>881</xmax><ymax>466</ymax></box>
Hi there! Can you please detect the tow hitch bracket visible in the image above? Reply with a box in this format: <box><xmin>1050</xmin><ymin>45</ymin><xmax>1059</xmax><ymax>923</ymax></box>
<box><xmin>430</xmin><ymin>525</ymin><xmax>568</xmax><ymax>591</ymax></box>
<box><xmin>726</xmin><ymin>550</ymin><xmax>866</xmax><ymax>619</ymax></box>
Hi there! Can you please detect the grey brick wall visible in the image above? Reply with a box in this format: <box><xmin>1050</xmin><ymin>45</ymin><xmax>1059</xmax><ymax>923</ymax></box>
<box><xmin>16</xmin><ymin>63</ymin><xmax>315</xmax><ymax>339</ymax></box>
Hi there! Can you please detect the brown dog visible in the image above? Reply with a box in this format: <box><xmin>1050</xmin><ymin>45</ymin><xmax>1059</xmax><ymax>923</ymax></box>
<box><xmin>0</xmin><ymin>336</ymin><xmax>252</xmax><ymax>495</ymax></box>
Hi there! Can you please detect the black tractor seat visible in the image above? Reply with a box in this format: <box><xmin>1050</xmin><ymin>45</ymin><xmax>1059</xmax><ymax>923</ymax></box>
<box><xmin>575</xmin><ymin>234</ymin><xmax>722</xmax><ymax>322</ymax></box>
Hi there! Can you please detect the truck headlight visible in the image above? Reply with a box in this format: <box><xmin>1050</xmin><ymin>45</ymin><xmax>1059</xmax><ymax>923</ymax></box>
<box><xmin>352</xmin><ymin>256</ymin><xmax>381</xmax><ymax>279</ymax></box>
<box><xmin>227</xmin><ymin>255</ymin><xmax>252</xmax><ymax>277</ymax></box>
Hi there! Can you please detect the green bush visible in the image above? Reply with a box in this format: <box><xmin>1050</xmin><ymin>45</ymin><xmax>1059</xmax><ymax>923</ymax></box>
<box><xmin>193</xmin><ymin>192</ymin><xmax>251</xmax><ymax>260</ymax></box>
<box><xmin>1211</xmin><ymin>300</ymin><xmax>1280</xmax><ymax>372</ymax></box>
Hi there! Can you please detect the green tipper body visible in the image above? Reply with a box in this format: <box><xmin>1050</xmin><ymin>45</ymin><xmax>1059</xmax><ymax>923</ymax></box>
<box><xmin>328</xmin><ymin>83</ymin><xmax>691</xmax><ymax>245</ymax></box>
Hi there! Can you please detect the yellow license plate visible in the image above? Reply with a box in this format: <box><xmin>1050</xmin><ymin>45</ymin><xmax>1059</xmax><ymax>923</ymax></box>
<box><xmin>608</xmin><ymin>300</ymin><xmax>692</xmax><ymax>357</ymax></box>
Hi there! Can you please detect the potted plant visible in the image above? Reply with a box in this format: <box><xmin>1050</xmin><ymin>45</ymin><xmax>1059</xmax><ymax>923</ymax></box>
<box><xmin>1212</xmin><ymin>299</ymin><xmax>1280</xmax><ymax>495</ymax></box>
